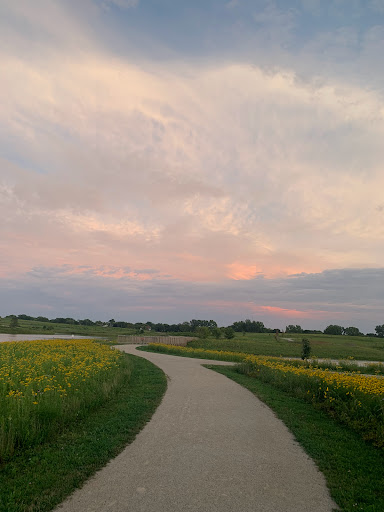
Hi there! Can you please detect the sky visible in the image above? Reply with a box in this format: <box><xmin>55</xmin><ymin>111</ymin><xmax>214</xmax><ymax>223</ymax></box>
<box><xmin>1</xmin><ymin>0</ymin><xmax>384</xmax><ymax>332</ymax></box>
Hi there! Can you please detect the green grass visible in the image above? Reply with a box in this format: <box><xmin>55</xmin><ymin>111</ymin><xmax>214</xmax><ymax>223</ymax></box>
<box><xmin>189</xmin><ymin>332</ymin><xmax>384</xmax><ymax>361</ymax></box>
<box><xmin>0</xmin><ymin>354</ymin><xmax>167</xmax><ymax>512</ymax></box>
<box><xmin>0</xmin><ymin>318</ymin><xmax>137</xmax><ymax>339</ymax></box>
<box><xmin>2</xmin><ymin>321</ymin><xmax>383</xmax><ymax>361</ymax></box>
<box><xmin>208</xmin><ymin>365</ymin><xmax>384</xmax><ymax>512</ymax></box>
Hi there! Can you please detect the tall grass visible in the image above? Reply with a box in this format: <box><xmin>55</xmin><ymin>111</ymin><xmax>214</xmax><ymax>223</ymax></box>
<box><xmin>0</xmin><ymin>339</ymin><xmax>131</xmax><ymax>462</ymax></box>
<box><xmin>282</xmin><ymin>357</ymin><xmax>384</xmax><ymax>375</ymax></box>
<box><xmin>142</xmin><ymin>343</ymin><xmax>247</xmax><ymax>361</ymax></box>
<box><xmin>239</xmin><ymin>355</ymin><xmax>384</xmax><ymax>448</ymax></box>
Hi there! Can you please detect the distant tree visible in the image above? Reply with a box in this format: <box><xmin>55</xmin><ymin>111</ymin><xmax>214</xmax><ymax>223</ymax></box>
<box><xmin>344</xmin><ymin>326</ymin><xmax>362</xmax><ymax>337</ymax></box>
<box><xmin>324</xmin><ymin>325</ymin><xmax>344</xmax><ymax>335</ymax></box>
<box><xmin>375</xmin><ymin>325</ymin><xmax>384</xmax><ymax>338</ymax></box>
<box><xmin>211</xmin><ymin>327</ymin><xmax>222</xmax><ymax>339</ymax></box>
<box><xmin>108</xmin><ymin>319</ymin><xmax>116</xmax><ymax>327</ymax></box>
<box><xmin>190</xmin><ymin>319</ymin><xmax>217</xmax><ymax>331</ymax></box>
<box><xmin>78</xmin><ymin>318</ymin><xmax>94</xmax><ymax>326</ymax></box>
<box><xmin>366</xmin><ymin>332</ymin><xmax>377</xmax><ymax>338</ymax></box>
<box><xmin>231</xmin><ymin>319</ymin><xmax>265</xmax><ymax>333</ymax></box>
<box><xmin>224</xmin><ymin>327</ymin><xmax>235</xmax><ymax>339</ymax></box>
<box><xmin>196</xmin><ymin>326</ymin><xmax>210</xmax><ymax>339</ymax></box>
<box><xmin>112</xmin><ymin>321</ymin><xmax>130</xmax><ymax>328</ymax></box>
<box><xmin>36</xmin><ymin>316</ymin><xmax>50</xmax><ymax>322</ymax></box>
<box><xmin>65</xmin><ymin>318</ymin><xmax>78</xmax><ymax>325</ymax></box>
<box><xmin>177</xmin><ymin>321</ymin><xmax>189</xmax><ymax>332</ymax></box>
<box><xmin>9</xmin><ymin>315</ymin><xmax>19</xmax><ymax>328</ymax></box>
<box><xmin>18</xmin><ymin>314</ymin><xmax>34</xmax><ymax>320</ymax></box>
<box><xmin>285</xmin><ymin>325</ymin><xmax>303</xmax><ymax>334</ymax></box>
<box><xmin>50</xmin><ymin>317</ymin><xmax>78</xmax><ymax>324</ymax></box>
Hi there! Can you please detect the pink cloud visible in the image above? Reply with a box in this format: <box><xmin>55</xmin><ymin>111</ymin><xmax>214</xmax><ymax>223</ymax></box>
<box><xmin>201</xmin><ymin>300</ymin><xmax>336</xmax><ymax>320</ymax></box>
<box><xmin>252</xmin><ymin>305</ymin><xmax>332</xmax><ymax>319</ymax></box>
<box><xmin>226</xmin><ymin>263</ymin><xmax>261</xmax><ymax>280</ymax></box>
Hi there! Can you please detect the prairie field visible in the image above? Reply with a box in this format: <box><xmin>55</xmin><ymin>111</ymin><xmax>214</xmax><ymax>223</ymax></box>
<box><xmin>239</xmin><ymin>354</ymin><xmax>384</xmax><ymax>448</ymax></box>
<box><xmin>188</xmin><ymin>332</ymin><xmax>384</xmax><ymax>361</ymax></box>
<box><xmin>0</xmin><ymin>339</ymin><xmax>131</xmax><ymax>462</ymax></box>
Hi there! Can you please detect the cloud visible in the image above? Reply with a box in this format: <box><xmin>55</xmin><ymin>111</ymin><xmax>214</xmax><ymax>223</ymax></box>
<box><xmin>1</xmin><ymin>51</ymin><xmax>384</xmax><ymax>282</ymax></box>
<box><xmin>0</xmin><ymin>266</ymin><xmax>383</xmax><ymax>332</ymax></box>
<box><xmin>101</xmin><ymin>0</ymin><xmax>139</xmax><ymax>8</ymax></box>
<box><xmin>0</xmin><ymin>1</ymin><xmax>384</xmax><ymax>329</ymax></box>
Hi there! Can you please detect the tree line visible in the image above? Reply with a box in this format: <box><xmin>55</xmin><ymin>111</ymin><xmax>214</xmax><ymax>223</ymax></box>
<box><xmin>4</xmin><ymin>314</ymin><xmax>384</xmax><ymax>337</ymax></box>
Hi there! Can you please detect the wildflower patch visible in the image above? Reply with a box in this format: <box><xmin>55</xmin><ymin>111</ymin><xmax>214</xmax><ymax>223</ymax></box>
<box><xmin>0</xmin><ymin>339</ymin><xmax>131</xmax><ymax>461</ymax></box>
<box><xmin>240</xmin><ymin>355</ymin><xmax>384</xmax><ymax>448</ymax></box>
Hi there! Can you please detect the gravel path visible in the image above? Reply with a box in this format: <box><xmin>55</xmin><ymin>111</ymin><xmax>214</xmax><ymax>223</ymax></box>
<box><xmin>55</xmin><ymin>345</ymin><xmax>337</xmax><ymax>512</ymax></box>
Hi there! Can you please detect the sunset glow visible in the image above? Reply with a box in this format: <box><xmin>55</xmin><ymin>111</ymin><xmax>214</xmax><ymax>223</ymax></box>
<box><xmin>1</xmin><ymin>1</ymin><xmax>384</xmax><ymax>331</ymax></box>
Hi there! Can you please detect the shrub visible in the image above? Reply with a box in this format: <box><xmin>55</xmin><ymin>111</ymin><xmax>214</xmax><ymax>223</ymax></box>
<box><xmin>301</xmin><ymin>338</ymin><xmax>311</xmax><ymax>360</ymax></box>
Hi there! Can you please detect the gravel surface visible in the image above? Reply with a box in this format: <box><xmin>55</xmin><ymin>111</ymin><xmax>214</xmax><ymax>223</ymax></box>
<box><xmin>55</xmin><ymin>345</ymin><xmax>337</xmax><ymax>512</ymax></box>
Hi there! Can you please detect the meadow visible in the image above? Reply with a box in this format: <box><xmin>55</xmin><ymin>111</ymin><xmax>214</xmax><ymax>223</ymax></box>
<box><xmin>143</xmin><ymin>342</ymin><xmax>384</xmax><ymax>375</ymax></box>
<box><xmin>188</xmin><ymin>332</ymin><xmax>384</xmax><ymax>361</ymax></box>
<box><xmin>0</xmin><ymin>317</ymin><xmax>136</xmax><ymax>338</ymax></box>
<box><xmin>239</xmin><ymin>354</ymin><xmax>384</xmax><ymax>447</ymax></box>
<box><xmin>0</xmin><ymin>339</ymin><xmax>131</xmax><ymax>462</ymax></box>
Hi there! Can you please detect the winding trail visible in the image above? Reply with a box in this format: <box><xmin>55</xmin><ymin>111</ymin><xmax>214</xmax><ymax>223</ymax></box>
<box><xmin>55</xmin><ymin>345</ymin><xmax>337</xmax><ymax>512</ymax></box>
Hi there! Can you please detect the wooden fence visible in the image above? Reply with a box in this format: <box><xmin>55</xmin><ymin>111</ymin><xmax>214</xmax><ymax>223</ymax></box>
<box><xmin>116</xmin><ymin>335</ymin><xmax>195</xmax><ymax>346</ymax></box>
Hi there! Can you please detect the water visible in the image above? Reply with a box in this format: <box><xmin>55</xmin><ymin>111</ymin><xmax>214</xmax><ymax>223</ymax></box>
<box><xmin>0</xmin><ymin>334</ymin><xmax>105</xmax><ymax>343</ymax></box>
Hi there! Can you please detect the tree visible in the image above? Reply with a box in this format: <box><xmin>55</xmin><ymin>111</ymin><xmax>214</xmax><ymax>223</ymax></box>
<box><xmin>375</xmin><ymin>325</ymin><xmax>384</xmax><ymax>338</ymax></box>
<box><xmin>324</xmin><ymin>325</ymin><xmax>344</xmax><ymax>335</ymax></box>
<box><xmin>231</xmin><ymin>319</ymin><xmax>265</xmax><ymax>333</ymax></box>
<box><xmin>78</xmin><ymin>318</ymin><xmax>94</xmax><ymax>326</ymax></box>
<box><xmin>36</xmin><ymin>316</ymin><xmax>49</xmax><ymax>322</ymax></box>
<box><xmin>196</xmin><ymin>326</ymin><xmax>210</xmax><ymax>339</ymax></box>
<box><xmin>224</xmin><ymin>327</ymin><xmax>235</xmax><ymax>339</ymax></box>
<box><xmin>18</xmin><ymin>314</ymin><xmax>34</xmax><ymax>320</ymax></box>
<box><xmin>211</xmin><ymin>327</ymin><xmax>222</xmax><ymax>339</ymax></box>
<box><xmin>285</xmin><ymin>325</ymin><xmax>303</xmax><ymax>334</ymax></box>
<box><xmin>344</xmin><ymin>326</ymin><xmax>362</xmax><ymax>337</ymax></box>
<box><xmin>190</xmin><ymin>319</ymin><xmax>217</xmax><ymax>331</ymax></box>
<box><xmin>9</xmin><ymin>315</ymin><xmax>19</xmax><ymax>328</ymax></box>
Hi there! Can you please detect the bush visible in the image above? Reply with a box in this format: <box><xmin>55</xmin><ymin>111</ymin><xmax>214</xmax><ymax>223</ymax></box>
<box><xmin>301</xmin><ymin>338</ymin><xmax>311</xmax><ymax>360</ymax></box>
<box><xmin>224</xmin><ymin>327</ymin><xmax>235</xmax><ymax>339</ymax></box>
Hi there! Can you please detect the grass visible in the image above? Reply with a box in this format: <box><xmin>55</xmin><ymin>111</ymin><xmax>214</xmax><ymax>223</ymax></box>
<box><xmin>239</xmin><ymin>355</ymin><xmax>384</xmax><ymax>448</ymax></box>
<box><xmin>0</xmin><ymin>339</ymin><xmax>130</xmax><ymax>461</ymax></box>
<box><xmin>140</xmin><ymin>343</ymin><xmax>384</xmax><ymax>374</ymax></box>
<box><xmin>0</xmin><ymin>318</ymin><xmax>137</xmax><ymax>339</ymax></box>
<box><xmin>189</xmin><ymin>332</ymin><xmax>384</xmax><ymax>361</ymax></box>
<box><xmin>0</xmin><ymin>353</ymin><xmax>167</xmax><ymax>512</ymax></box>
<box><xmin>208</xmin><ymin>365</ymin><xmax>384</xmax><ymax>512</ymax></box>
<box><xmin>2</xmin><ymin>321</ymin><xmax>384</xmax><ymax>361</ymax></box>
<box><xmin>275</xmin><ymin>357</ymin><xmax>384</xmax><ymax>376</ymax></box>
<box><xmin>137</xmin><ymin>343</ymin><xmax>247</xmax><ymax>361</ymax></box>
